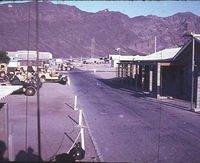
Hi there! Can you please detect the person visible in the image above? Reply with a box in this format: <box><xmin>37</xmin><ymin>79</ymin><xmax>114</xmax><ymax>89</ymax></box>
<box><xmin>0</xmin><ymin>140</ymin><xmax>8</xmax><ymax>162</ymax></box>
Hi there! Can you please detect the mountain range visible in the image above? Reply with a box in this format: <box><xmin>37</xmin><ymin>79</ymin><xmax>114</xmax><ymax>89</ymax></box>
<box><xmin>0</xmin><ymin>2</ymin><xmax>200</xmax><ymax>58</ymax></box>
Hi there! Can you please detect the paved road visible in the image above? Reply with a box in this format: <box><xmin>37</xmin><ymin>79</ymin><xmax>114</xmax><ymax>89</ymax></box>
<box><xmin>2</xmin><ymin>83</ymin><xmax>98</xmax><ymax>161</ymax></box>
<box><xmin>69</xmin><ymin>69</ymin><xmax>200</xmax><ymax>163</ymax></box>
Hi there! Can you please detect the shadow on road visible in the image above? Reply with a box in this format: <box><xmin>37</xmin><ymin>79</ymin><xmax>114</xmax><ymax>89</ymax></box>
<box><xmin>15</xmin><ymin>147</ymin><xmax>42</xmax><ymax>162</ymax></box>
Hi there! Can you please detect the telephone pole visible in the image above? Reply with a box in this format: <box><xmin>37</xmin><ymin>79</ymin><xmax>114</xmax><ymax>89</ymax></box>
<box><xmin>154</xmin><ymin>36</ymin><xmax>157</xmax><ymax>53</ymax></box>
<box><xmin>91</xmin><ymin>37</ymin><xmax>95</xmax><ymax>58</ymax></box>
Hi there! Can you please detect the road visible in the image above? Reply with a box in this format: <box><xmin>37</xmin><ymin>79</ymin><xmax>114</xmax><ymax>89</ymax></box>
<box><xmin>69</xmin><ymin>69</ymin><xmax>200</xmax><ymax>163</ymax></box>
<box><xmin>2</xmin><ymin>83</ymin><xmax>98</xmax><ymax>162</ymax></box>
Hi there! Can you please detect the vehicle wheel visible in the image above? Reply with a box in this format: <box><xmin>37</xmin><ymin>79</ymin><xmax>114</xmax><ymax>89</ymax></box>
<box><xmin>0</xmin><ymin>71</ymin><xmax>6</xmax><ymax>78</ymax></box>
<box><xmin>59</xmin><ymin>77</ymin><xmax>67</xmax><ymax>85</ymax></box>
<box><xmin>40</xmin><ymin>76</ymin><xmax>46</xmax><ymax>83</ymax></box>
<box><xmin>25</xmin><ymin>86</ymin><xmax>36</xmax><ymax>96</ymax></box>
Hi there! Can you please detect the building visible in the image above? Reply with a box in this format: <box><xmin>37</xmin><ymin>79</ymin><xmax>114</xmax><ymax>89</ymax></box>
<box><xmin>109</xmin><ymin>54</ymin><xmax>139</xmax><ymax>67</ymax></box>
<box><xmin>7</xmin><ymin>50</ymin><xmax>53</xmax><ymax>68</ymax></box>
<box><xmin>117</xmin><ymin>34</ymin><xmax>200</xmax><ymax>112</ymax></box>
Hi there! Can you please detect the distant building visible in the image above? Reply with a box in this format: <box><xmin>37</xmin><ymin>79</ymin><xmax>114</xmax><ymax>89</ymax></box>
<box><xmin>109</xmin><ymin>54</ymin><xmax>139</xmax><ymax>67</ymax></box>
<box><xmin>7</xmin><ymin>50</ymin><xmax>53</xmax><ymax>67</ymax></box>
<box><xmin>117</xmin><ymin>34</ymin><xmax>200</xmax><ymax>112</ymax></box>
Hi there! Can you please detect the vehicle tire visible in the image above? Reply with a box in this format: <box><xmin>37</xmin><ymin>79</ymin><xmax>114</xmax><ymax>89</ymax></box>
<box><xmin>59</xmin><ymin>77</ymin><xmax>67</xmax><ymax>85</ymax></box>
<box><xmin>0</xmin><ymin>71</ymin><xmax>6</xmax><ymax>78</ymax></box>
<box><xmin>25</xmin><ymin>86</ymin><xmax>36</xmax><ymax>96</ymax></box>
<box><xmin>40</xmin><ymin>76</ymin><xmax>46</xmax><ymax>83</ymax></box>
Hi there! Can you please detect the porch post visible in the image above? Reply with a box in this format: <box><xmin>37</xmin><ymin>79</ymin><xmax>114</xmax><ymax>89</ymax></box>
<box><xmin>149</xmin><ymin>65</ymin><xmax>153</xmax><ymax>93</ymax></box>
<box><xmin>195</xmin><ymin>73</ymin><xmax>200</xmax><ymax>111</ymax></box>
<box><xmin>157</xmin><ymin>63</ymin><xmax>161</xmax><ymax>98</ymax></box>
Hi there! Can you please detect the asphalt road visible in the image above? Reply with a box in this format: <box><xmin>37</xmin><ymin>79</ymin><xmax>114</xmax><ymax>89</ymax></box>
<box><xmin>69</xmin><ymin>69</ymin><xmax>200</xmax><ymax>163</ymax></box>
<box><xmin>2</xmin><ymin>83</ymin><xmax>98</xmax><ymax>162</ymax></box>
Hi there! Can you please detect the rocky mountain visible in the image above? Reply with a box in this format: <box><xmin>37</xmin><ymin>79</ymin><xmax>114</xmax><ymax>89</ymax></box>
<box><xmin>0</xmin><ymin>2</ymin><xmax>200</xmax><ymax>58</ymax></box>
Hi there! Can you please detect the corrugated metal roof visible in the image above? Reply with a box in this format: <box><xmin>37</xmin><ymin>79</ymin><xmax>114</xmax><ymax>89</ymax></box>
<box><xmin>0</xmin><ymin>86</ymin><xmax>22</xmax><ymax>100</ymax></box>
<box><xmin>134</xmin><ymin>47</ymin><xmax>181</xmax><ymax>61</ymax></box>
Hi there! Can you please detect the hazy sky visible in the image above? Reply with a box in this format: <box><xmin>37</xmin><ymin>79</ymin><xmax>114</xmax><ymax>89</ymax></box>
<box><xmin>1</xmin><ymin>1</ymin><xmax>200</xmax><ymax>18</ymax></box>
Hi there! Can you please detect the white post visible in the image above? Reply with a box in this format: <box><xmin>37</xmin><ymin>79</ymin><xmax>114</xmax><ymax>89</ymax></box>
<box><xmin>67</xmin><ymin>76</ymin><xmax>71</xmax><ymax>86</ymax></box>
<box><xmin>74</xmin><ymin>95</ymin><xmax>78</xmax><ymax>110</ymax></box>
<box><xmin>154</xmin><ymin>36</ymin><xmax>157</xmax><ymax>53</ymax></box>
<box><xmin>8</xmin><ymin>122</ymin><xmax>14</xmax><ymax>161</ymax></box>
<box><xmin>79</xmin><ymin>110</ymin><xmax>85</xmax><ymax>150</ymax></box>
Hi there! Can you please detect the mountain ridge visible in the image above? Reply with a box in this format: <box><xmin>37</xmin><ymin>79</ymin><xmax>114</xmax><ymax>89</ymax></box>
<box><xmin>0</xmin><ymin>2</ymin><xmax>199</xmax><ymax>58</ymax></box>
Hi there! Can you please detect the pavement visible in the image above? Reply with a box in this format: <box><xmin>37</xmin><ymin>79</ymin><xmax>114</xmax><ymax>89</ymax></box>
<box><xmin>0</xmin><ymin>82</ymin><xmax>99</xmax><ymax>162</ymax></box>
<box><xmin>69</xmin><ymin>67</ymin><xmax>200</xmax><ymax>163</ymax></box>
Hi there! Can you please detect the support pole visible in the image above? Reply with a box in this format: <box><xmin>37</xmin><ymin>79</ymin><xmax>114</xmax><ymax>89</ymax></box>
<box><xmin>155</xmin><ymin>36</ymin><xmax>157</xmax><ymax>53</ymax></box>
<box><xmin>157</xmin><ymin>63</ymin><xmax>161</xmax><ymax>98</ymax></box>
<box><xmin>191</xmin><ymin>37</ymin><xmax>195</xmax><ymax>111</ymax></box>
<box><xmin>149</xmin><ymin>65</ymin><xmax>153</xmax><ymax>93</ymax></box>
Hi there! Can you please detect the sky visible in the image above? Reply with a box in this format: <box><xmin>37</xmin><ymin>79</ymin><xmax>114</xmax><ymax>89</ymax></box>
<box><xmin>1</xmin><ymin>1</ymin><xmax>200</xmax><ymax>18</ymax></box>
<box><xmin>54</xmin><ymin>1</ymin><xmax>200</xmax><ymax>17</ymax></box>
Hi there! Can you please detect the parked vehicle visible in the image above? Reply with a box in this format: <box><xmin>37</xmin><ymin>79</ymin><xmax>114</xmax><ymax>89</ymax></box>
<box><xmin>61</xmin><ymin>62</ymin><xmax>74</xmax><ymax>71</ymax></box>
<box><xmin>0</xmin><ymin>67</ymin><xmax>42</xmax><ymax>96</ymax></box>
<box><xmin>38</xmin><ymin>67</ymin><xmax>67</xmax><ymax>84</ymax></box>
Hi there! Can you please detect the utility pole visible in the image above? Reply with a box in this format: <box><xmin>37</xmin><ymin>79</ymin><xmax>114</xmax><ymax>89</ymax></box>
<box><xmin>154</xmin><ymin>36</ymin><xmax>157</xmax><ymax>53</ymax></box>
<box><xmin>35</xmin><ymin>0</ymin><xmax>42</xmax><ymax>161</ymax></box>
<box><xmin>91</xmin><ymin>37</ymin><xmax>95</xmax><ymax>58</ymax></box>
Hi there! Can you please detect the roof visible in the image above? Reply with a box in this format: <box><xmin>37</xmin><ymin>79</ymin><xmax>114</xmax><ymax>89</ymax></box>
<box><xmin>134</xmin><ymin>47</ymin><xmax>181</xmax><ymax>61</ymax></box>
<box><xmin>7</xmin><ymin>50</ymin><xmax>53</xmax><ymax>60</ymax></box>
<box><xmin>173</xmin><ymin>35</ymin><xmax>200</xmax><ymax>61</ymax></box>
<box><xmin>109</xmin><ymin>54</ymin><xmax>121</xmax><ymax>60</ymax></box>
<box><xmin>119</xmin><ymin>55</ymin><xmax>137</xmax><ymax>61</ymax></box>
<box><xmin>194</xmin><ymin>35</ymin><xmax>200</xmax><ymax>43</ymax></box>
<box><xmin>109</xmin><ymin>54</ymin><xmax>138</xmax><ymax>61</ymax></box>
<box><xmin>0</xmin><ymin>86</ymin><xmax>22</xmax><ymax>100</ymax></box>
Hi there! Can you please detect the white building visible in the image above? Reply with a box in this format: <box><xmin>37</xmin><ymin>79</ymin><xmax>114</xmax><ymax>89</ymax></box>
<box><xmin>7</xmin><ymin>50</ymin><xmax>53</xmax><ymax>67</ymax></box>
<box><xmin>109</xmin><ymin>54</ymin><xmax>139</xmax><ymax>67</ymax></box>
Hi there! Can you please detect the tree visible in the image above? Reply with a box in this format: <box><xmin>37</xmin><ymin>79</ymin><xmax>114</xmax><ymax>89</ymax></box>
<box><xmin>0</xmin><ymin>51</ymin><xmax>10</xmax><ymax>64</ymax></box>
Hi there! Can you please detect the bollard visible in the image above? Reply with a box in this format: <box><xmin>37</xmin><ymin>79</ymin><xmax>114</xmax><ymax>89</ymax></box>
<box><xmin>78</xmin><ymin>110</ymin><xmax>85</xmax><ymax>150</ymax></box>
<box><xmin>67</xmin><ymin>76</ymin><xmax>71</xmax><ymax>86</ymax></box>
<box><xmin>74</xmin><ymin>95</ymin><xmax>78</xmax><ymax>110</ymax></box>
